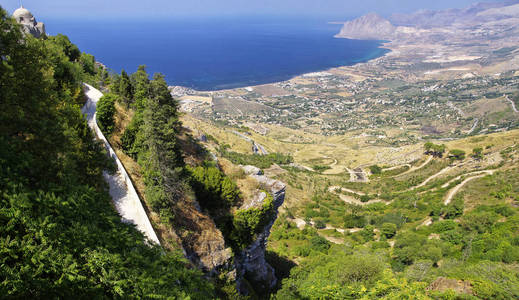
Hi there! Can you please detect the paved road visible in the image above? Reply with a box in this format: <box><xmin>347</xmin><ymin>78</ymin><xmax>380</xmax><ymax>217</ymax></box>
<box><xmin>82</xmin><ymin>84</ymin><xmax>161</xmax><ymax>245</ymax></box>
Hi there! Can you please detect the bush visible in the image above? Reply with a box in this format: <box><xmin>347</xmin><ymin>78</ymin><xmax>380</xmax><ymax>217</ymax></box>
<box><xmin>472</xmin><ymin>147</ymin><xmax>484</xmax><ymax>160</ymax></box>
<box><xmin>370</xmin><ymin>165</ymin><xmax>382</xmax><ymax>175</ymax></box>
<box><xmin>343</xmin><ymin>214</ymin><xmax>367</xmax><ymax>228</ymax></box>
<box><xmin>431</xmin><ymin>220</ymin><xmax>457</xmax><ymax>233</ymax></box>
<box><xmin>233</xmin><ymin>192</ymin><xmax>274</xmax><ymax>249</ymax></box>
<box><xmin>220</xmin><ymin>148</ymin><xmax>293</xmax><ymax>169</ymax></box>
<box><xmin>313</xmin><ymin>219</ymin><xmax>326</xmax><ymax>229</ymax></box>
<box><xmin>449</xmin><ymin>149</ymin><xmax>466</xmax><ymax>161</ymax></box>
<box><xmin>381</xmin><ymin>223</ymin><xmax>397</xmax><ymax>238</ymax></box>
<box><xmin>424</xmin><ymin>142</ymin><xmax>446</xmax><ymax>157</ymax></box>
<box><xmin>96</xmin><ymin>93</ymin><xmax>117</xmax><ymax>136</ymax></box>
<box><xmin>189</xmin><ymin>165</ymin><xmax>240</xmax><ymax>209</ymax></box>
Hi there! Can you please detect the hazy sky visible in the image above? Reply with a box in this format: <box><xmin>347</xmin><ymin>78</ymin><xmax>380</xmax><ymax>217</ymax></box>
<box><xmin>2</xmin><ymin>0</ymin><xmax>511</xmax><ymax>19</ymax></box>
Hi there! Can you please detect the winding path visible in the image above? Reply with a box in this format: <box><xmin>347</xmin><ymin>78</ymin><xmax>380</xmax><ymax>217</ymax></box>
<box><xmin>444</xmin><ymin>171</ymin><xmax>494</xmax><ymax>205</ymax></box>
<box><xmin>467</xmin><ymin>118</ymin><xmax>479</xmax><ymax>134</ymax></box>
<box><xmin>82</xmin><ymin>84</ymin><xmax>160</xmax><ymax>245</ymax></box>
<box><xmin>399</xmin><ymin>156</ymin><xmax>433</xmax><ymax>176</ymax></box>
<box><xmin>408</xmin><ymin>162</ymin><xmax>457</xmax><ymax>191</ymax></box>
<box><xmin>506</xmin><ymin>95</ymin><xmax>518</xmax><ymax>113</ymax></box>
<box><xmin>383</xmin><ymin>164</ymin><xmax>411</xmax><ymax>172</ymax></box>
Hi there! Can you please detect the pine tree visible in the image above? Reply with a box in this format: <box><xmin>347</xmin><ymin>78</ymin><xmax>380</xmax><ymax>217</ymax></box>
<box><xmin>119</xmin><ymin>69</ymin><xmax>133</xmax><ymax>106</ymax></box>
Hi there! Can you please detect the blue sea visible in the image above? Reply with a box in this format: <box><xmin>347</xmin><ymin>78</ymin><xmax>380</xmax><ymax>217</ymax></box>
<box><xmin>47</xmin><ymin>16</ymin><xmax>388</xmax><ymax>91</ymax></box>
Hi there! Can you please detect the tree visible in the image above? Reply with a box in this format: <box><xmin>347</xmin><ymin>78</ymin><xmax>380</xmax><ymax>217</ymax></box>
<box><xmin>424</xmin><ymin>142</ymin><xmax>446</xmax><ymax>157</ymax></box>
<box><xmin>370</xmin><ymin>165</ymin><xmax>382</xmax><ymax>175</ymax></box>
<box><xmin>381</xmin><ymin>223</ymin><xmax>397</xmax><ymax>238</ymax></box>
<box><xmin>131</xmin><ymin>65</ymin><xmax>150</xmax><ymax>109</ymax></box>
<box><xmin>472</xmin><ymin>147</ymin><xmax>483</xmax><ymax>160</ymax></box>
<box><xmin>0</xmin><ymin>7</ymin><xmax>213</xmax><ymax>298</ymax></box>
<box><xmin>79</xmin><ymin>52</ymin><xmax>96</xmax><ymax>75</ymax></box>
<box><xmin>47</xmin><ymin>34</ymin><xmax>81</xmax><ymax>61</ymax></box>
<box><xmin>119</xmin><ymin>69</ymin><xmax>133</xmax><ymax>106</ymax></box>
<box><xmin>96</xmin><ymin>93</ymin><xmax>117</xmax><ymax>136</ymax></box>
<box><xmin>449</xmin><ymin>149</ymin><xmax>466</xmax><ymax>161</ymax></box>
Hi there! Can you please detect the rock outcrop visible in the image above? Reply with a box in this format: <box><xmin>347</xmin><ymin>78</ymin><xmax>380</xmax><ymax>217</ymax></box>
<box><xmin>12</xmin><ymin>6</ymin><xmax>45</xmax><ymax>38</ymax></box>
<box><xmin>336</xmin><ymin>13</ymin><xmax>396</xmax><ymax>40</ymax></box>
<box><xmin>236</xmin><ymin>174</ymin><xmax>286</xmax><ymax>293</ymax></box>
<box><xmin>173</xmin><ymin>202</ymin><xmax>234</xmax><ymax>276</ymax></box>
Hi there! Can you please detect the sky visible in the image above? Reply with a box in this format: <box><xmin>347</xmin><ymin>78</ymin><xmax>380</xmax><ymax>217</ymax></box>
<box><xmin>1</xmin><ymin>0</ymin><xmax>512</xmax><ymax>19</ymax></box>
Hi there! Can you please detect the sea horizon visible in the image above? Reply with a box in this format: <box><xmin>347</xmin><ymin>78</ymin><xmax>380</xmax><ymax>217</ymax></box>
<box><xmin>45</xmin><ymin>16</ymin><xmax>389</xmax><ymax>91</ymax></box>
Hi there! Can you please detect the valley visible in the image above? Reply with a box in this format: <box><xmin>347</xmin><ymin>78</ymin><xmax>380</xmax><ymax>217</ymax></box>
<box><xmin>2</xmin><ymin>1</ymin><xmax>519</xmax><ymax>298</ymax></box>
<box><xmin>172</xmin><ymin>2</ymin><xmax>519</xmax><ymax>297</ymax></box>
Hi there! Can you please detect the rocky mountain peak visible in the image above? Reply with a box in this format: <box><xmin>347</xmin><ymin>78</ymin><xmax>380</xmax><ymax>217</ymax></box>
<box><xmin>336</xmin><ymin>13</ymin><xmax>395</xmax><ymax>40</ymax></box>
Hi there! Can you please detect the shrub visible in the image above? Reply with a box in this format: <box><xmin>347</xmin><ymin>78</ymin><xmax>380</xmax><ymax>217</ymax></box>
<box><xmin>233</xmin><ymin>192</ymin><xmax>274</xmax><ymax>248</ymax></box>
<box><xmin>449</xmin><ymin>149</ymin><xmax>466</xmax><ymax>161</ymax></box>
<box><xmin>313</xmin><ymin>219</ymin><xmax>326</xmax><ymax>229</ymax></box>
<box><xmin>370</xmin><ymin>165</ymin><xmax>382</xmax><ymax>175</ymax></box>
<box><xmin>96</xmin><ymin>93</ymin><xmax>117</xmax><ymax>136</ymax></box>
<box><xmin>189</xmin><ymin>165</ymin><xmax>240</xmax><ymax>209</ymax></box>
<box><xmin>431</xmin><ymin>220</ymin><xmax>457</xmax><ymax>233</ymax></box>
<box><xmin>381</xmin><ymin>223</ymin><xmax>397</xmax><ymax>238</ymax></box>
<box><xmin>424</xmin><ymin>142</ymin><xmax>446</xmax><ymax>157</ymax></box>
<box><xmin>472</xmin><ymin>147</ymin><xmax>484</xmax><ymax>160</ymax></box>
<box><xmin>343</xmin><ymin>214</ymin><xmax>367</xmax><ymax>228</ymax></box>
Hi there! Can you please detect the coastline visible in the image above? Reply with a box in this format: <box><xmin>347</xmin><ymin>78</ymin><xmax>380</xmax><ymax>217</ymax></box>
<box><xmin>169</xmin><ymin>39</ymin><xmax>393</xmax><ymax>93</ymax></box>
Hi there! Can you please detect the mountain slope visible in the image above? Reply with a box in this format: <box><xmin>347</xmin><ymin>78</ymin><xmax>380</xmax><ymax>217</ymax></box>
<box><xmin>0</xmin><ymin>6</ymin><xmax>213</xmax><ymax>298</ymax></box>
<box><xmin>336</xmin><ymin>13</ymin><xmax>395</xmax><ymax>40</ymax></box>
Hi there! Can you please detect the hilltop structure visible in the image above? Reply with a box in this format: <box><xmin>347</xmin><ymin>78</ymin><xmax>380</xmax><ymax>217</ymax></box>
<box><xmin>13</xmin><ymin>6</ymin><xmax>45</xmax><ymax>38</ymax></box>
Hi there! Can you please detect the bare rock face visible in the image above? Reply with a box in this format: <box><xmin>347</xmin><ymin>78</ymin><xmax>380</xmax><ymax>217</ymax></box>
<box><xmin>174</xmin><ymin>203</ymin><xmax>234</xmax><ymax>276</ymax></box>
<box><xmin>336</xmin><ymin>13</ymin><xmax>396</xmax><ymax>40</ymax></box>
<box><xmin>237</xmin><ymin>175</ymin><xmax>286</xmax><ymax>293</ymax></box>
<box><xmin>12</xmin><ymin>6</ymin><xmax>45</xmax><ymax>38</ymax></box>
<box><xmin>240</xmin><ymin>165</ymin><xmax>263</xmax><ymax>176</ymax></box>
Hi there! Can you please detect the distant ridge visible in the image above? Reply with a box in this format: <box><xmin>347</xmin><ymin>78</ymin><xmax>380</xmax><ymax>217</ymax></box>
<box><xmin>335</xmin><ymin>13</ymin><xmax>395</xmax><ymax>40</ymax></box>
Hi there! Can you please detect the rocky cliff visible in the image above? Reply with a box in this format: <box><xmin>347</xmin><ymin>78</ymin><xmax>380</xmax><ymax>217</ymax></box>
<box><xmin>336</xmin><ymin>13</ymin><xmax>396</xmax><ymax>40</ymax></box>
<box><xmin>236</xmin><ymin>173</ymin><xmax>286</xmax><ymax>293</ymax></box>
<box><xmin>174</xmin><ymin>162</ymin><xmax>286</xmax><ymax>294</ymax></box>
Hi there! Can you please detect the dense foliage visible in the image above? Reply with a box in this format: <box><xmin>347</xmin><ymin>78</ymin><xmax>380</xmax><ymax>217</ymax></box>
<box><xmin>189</xmin><ymin>164</ymin><xmax>240</xmax><ymax>209</ymax></box>
<box><xmin>96</xmin><ymin>93</ymin><xmax>117</xmax><ymax>136</ymax></box>
<box><xmin>220</xmin><ymin>145</ymin><xmax>293</xmax><ymax>169</ymax></box>
<box><xmin>424</xmin><ymin>142</ymin><xmax>446</xmax><ymax>157</ymax></box>
<box><xmin>0</xmin><ymin>7</ymin><xmax>213</xmax><ymax>298</ymax></box>
<box><xmin>268</xmin><ymin>159</ymin><xmax>519</xmax><ymax>299</ymax></box>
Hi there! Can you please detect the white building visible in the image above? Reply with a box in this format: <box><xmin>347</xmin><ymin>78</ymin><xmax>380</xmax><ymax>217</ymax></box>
<box><xmin>12</xmin><ymin>6</ymin><xmax>45</xmax><ymax>38</ymax></box>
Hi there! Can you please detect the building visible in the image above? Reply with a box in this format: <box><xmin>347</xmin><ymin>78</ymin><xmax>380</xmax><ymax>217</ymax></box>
<box><xmin>12</xmin><ymin>6</ymin><xmax>45</xmax><ymax>38</ymax></box>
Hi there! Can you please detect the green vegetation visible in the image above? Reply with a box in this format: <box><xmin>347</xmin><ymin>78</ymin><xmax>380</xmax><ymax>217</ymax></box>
<box><xmin>381</xmin><ymin>222</ymin><xmax>397</xmax><ymax>238</ymax></box>
<box><xmin>233</xmin><ymin>192</ymin><xmax>275</xmax><ymax>248</ymax></box>
<box><xmin>472</xmin><ymin>147</ymin><xmax>484</xmax><ymax>160</ymax></box>
<box><xmin>370</xmin><ymin>164</ymin><xmax>382</xmax><ymax>175</ymax></box>
<box><xmin>0</xmin><ymin>7</ymin><xmax>212</xmax><ymax>298</ymax></box>
<box><xmin>424</xmin><ymin>142</ymin><xmax>446</xmax><ymax>157</ymax></box>
<box><xmin>189</xmin><ymin>164</ymin><xmax>240</xmax><ymax>209</ymax></box>
<box><xmin>220</xmin><ymin>145</ymin><xmax>293</xmax><ymax>169</ymax></box>
<box><xmin>313</xmin><ymin>164</ymin><xmax>332</xmax><ymax>173</ymax></box>
<box><xmin>449</xmin><ymin>149</ymin><xmax>466</xmax><ymax>161</ymax></box>
<box><xmin>266</xmin><ymin>137</ymin><xmax>519</xmax><ymax>298</ymax></box>
<box><xmin>96</xmin><ymin>93</ymin><xmax>117</xmax><ymax>136</ymax></box>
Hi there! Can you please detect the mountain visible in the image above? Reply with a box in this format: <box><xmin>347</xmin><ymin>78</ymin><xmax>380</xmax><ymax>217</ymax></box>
<box><xmin>389</xmin><ymin>0</ymin><xmax>519</xmax><ymax>27</ymax></box>
<box><xmin>335</xmin><ymin>13</ymin><xmax>396</xmax><ymax>40</ymax></box>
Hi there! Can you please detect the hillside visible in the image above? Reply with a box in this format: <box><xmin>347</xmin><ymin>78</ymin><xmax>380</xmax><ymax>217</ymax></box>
<box><xmin>172</xmin><ymin>1</ymin><xmax>519</xmax><ymax>298</ymax></box>
<box><xmin>335</xmin><ymin>13</ymin><xmax>396</xmax><ymax>40</ymax></box>
<box><xmin>0</xmin><ymin>7</ymin><xmax>213</xmax><ymax>298</ymax></box>
<box><xmin>2</xmin><ymin>1</ymin><xmax>519</xmax><ymax>299</ymax></box>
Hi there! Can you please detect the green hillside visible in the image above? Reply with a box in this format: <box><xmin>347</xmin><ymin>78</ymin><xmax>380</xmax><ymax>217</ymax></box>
<box><xmin>0</xmin><ymin>7</ymin><xmax>213</xmax><ymax>298</ymax></box>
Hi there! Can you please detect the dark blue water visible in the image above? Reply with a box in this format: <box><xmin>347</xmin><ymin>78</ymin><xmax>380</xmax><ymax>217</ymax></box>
<box><xmin>47</xmin><ymin>17</ymin><xmax>388</xmax><ymax>91</ymax></box>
